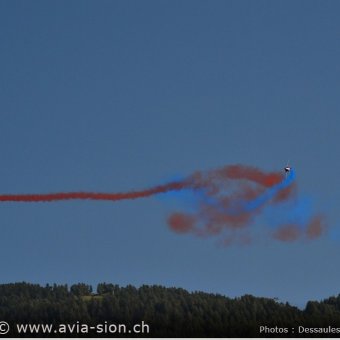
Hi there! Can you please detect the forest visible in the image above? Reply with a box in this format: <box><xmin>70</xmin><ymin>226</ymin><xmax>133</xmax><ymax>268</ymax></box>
<box><xmin>0</xmin><ymin>282</ymin><xmax>340</xmax><ymax>337</ymax></box>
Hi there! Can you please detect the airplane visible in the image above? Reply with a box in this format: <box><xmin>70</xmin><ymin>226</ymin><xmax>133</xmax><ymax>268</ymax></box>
<box><xmin>284</xmin><ymin>161</ymin><xmax>291</xmax><ymax>177</ymax></box>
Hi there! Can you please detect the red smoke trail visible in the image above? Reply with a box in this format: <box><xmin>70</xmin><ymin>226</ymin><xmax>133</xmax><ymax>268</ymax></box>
<box><xmin>272</xmin><ymin>224</ymin><xmax>301</xmax><ymax>242</ymax></box>
<box><xmin>0</xmin><ymin>182</ymin><xmax>186</xmax><ymax>202</ymax></box>
<box><xmin>215</xmin><ymin>165</ymin><xmax>282</xmax><ymax>187</ymax></box>
<box><xmin>0</xmin><ymin>165</ymin><xmax>281</xmax><ymax>203</ymax></box>
<box><xmin>272</xmin><ymin>215</ymin><xmax>327</xmax><ymax>242</ymax></box>
<box><xmin>306</xmin><ymin>215</ymin><xmax>327</xmax><ymax>239</ymax></box>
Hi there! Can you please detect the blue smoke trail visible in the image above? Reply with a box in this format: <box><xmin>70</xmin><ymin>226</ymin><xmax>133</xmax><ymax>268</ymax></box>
<box><xmin>239</xmin><ymin>169</ymin><xmax>318</xmax><ymax>232</ymax></box>
<box><xmin>242</xmin><ymin>169</ymin><xmax>296</xmax><ymax>212</ymax></box>
<box><xmin>201</xmin><ymin>170</ymin><xmax>296</xmax><ymax>217</ymax></box>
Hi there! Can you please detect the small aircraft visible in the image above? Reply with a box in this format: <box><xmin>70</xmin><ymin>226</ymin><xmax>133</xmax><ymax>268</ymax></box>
<box><xmin>284</xmin><ymin>161</ymin><xmax>291</xmax><ymax>177</ymax></box>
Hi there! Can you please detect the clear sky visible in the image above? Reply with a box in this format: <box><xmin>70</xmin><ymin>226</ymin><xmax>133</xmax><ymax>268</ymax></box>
<box><xmin>0</xmin><ymin>0</ymin><xmax>339</xmax><ymax>308</ymax></box>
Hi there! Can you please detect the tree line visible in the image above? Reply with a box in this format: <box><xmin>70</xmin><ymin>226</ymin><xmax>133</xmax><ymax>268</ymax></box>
<box><xmin>0</xmin><ymin>282</ymin><xmax>339</xmax><ymax>337</ymax></box>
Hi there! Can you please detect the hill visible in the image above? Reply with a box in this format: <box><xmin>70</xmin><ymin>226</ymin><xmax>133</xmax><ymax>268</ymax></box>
<box><xmin>0</xmin><ymin>282</ymin><xmax>340</xmax><ymax>337</ymax></box>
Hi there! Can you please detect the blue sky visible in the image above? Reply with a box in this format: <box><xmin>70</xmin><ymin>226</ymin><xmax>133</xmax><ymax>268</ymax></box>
<box><xmin>0</xmin><ymin>0</ymin><xmax>339</xmax><ymax>308</ymax></box>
